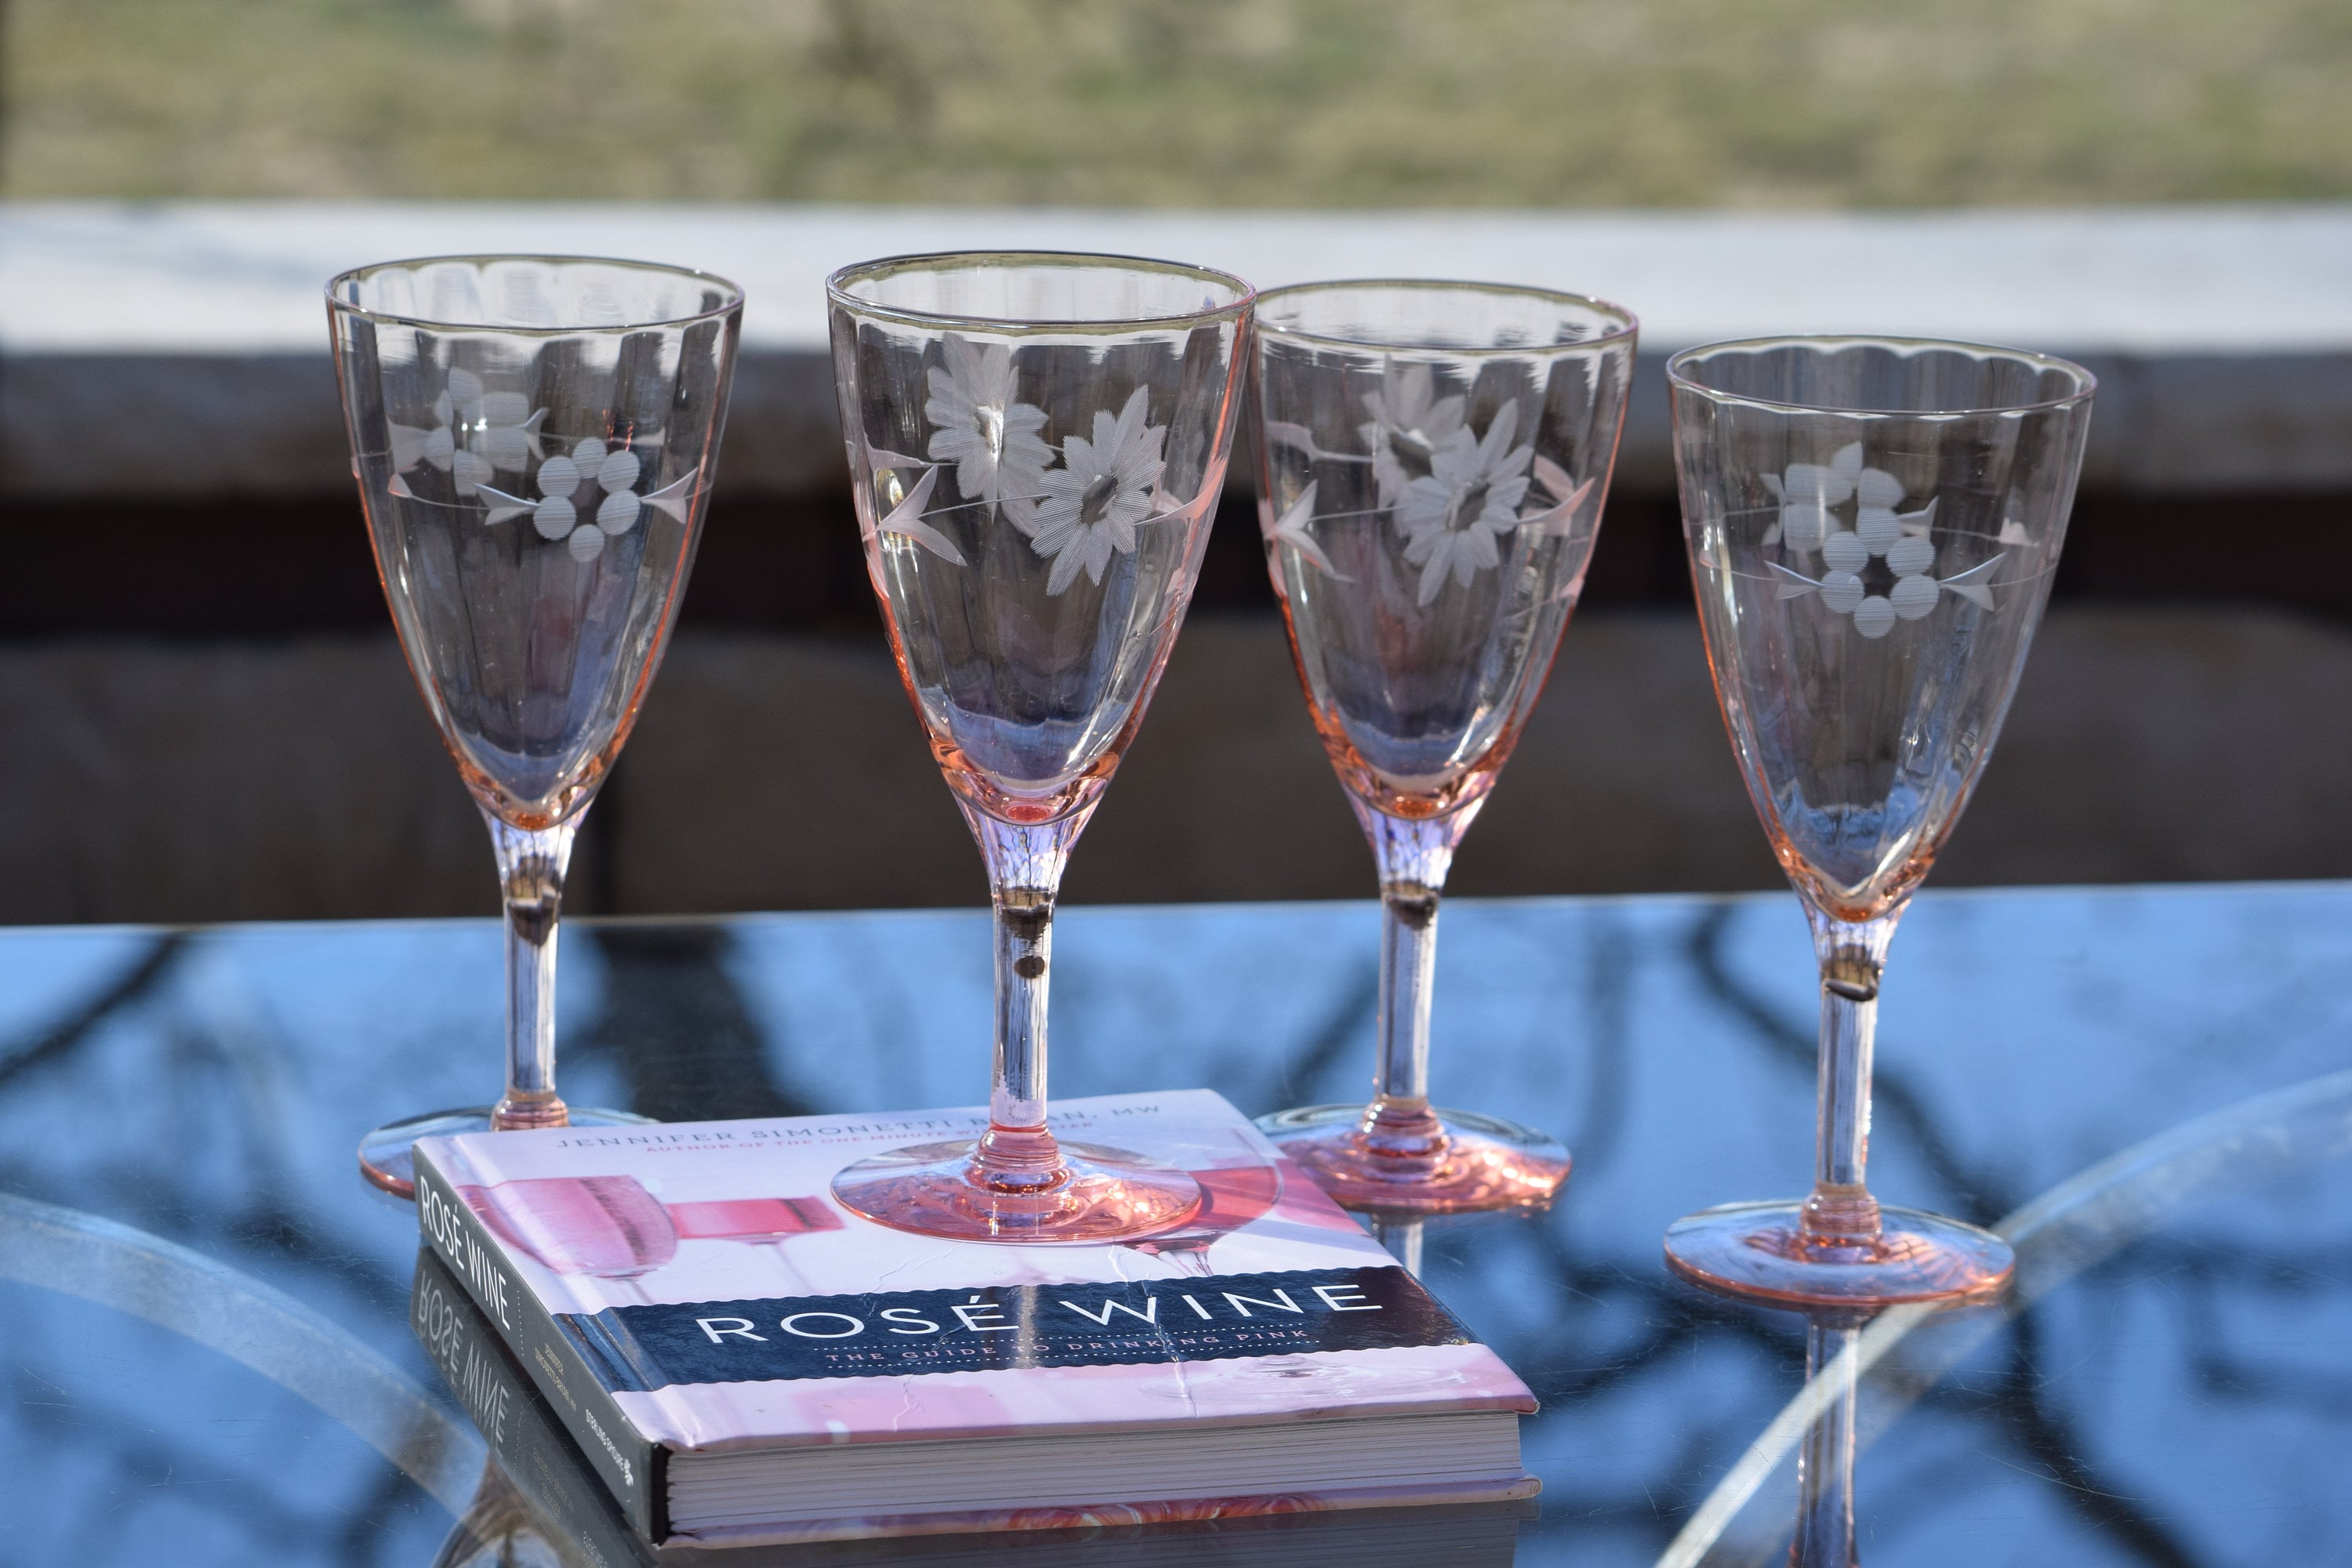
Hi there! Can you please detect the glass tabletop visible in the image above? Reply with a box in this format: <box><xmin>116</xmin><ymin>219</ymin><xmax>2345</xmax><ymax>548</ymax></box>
<box><xmin>3</xmin><ymin>881</ymin><xmax>2348</xmax><ymax>1565</ymax></box>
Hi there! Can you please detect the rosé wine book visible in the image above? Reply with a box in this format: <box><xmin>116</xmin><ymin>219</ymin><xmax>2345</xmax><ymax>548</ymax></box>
<box><xmin>411</xmin><ymin>1090</ymin><xmax>1538</xmax><ymax>1548</ymax></box>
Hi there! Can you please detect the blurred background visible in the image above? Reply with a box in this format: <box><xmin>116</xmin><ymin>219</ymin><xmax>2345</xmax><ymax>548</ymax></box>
<box><xmin>16</xmin><ymin>0</ymin><xmax>2350</xmax><ymax>205</ymax></box>
<box><xmin>3</xmin><ymin>0</ymin><xmax>2350</xmax><ymax>923</ymax></box>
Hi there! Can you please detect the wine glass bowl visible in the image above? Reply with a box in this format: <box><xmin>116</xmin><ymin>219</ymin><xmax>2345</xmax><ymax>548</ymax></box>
<box><xmin>1122</xmin><ymin>1159</ymin><xmax>1286</xmax><ymax>1276</ymax></box>
<box><xmin>329</xmin><ymin>256</ymin><xmax>742</xmax><ymax>1196</ymax></box>
<box><xmin>667</xmin><ymin>1196</ymin><xmax>844</xmax><ymax>1243</ymax></box>
<box><xmin>1247</xmin><ymin>280</ymin><xmax>1637</xmax><ymax>1213</ymax></box>
<box><xmin>824</xmin><ymin>252</ymin><xmax>1254</xmax><ymax>1243</ymax></box>
<box><xmin>1664</xmin><ymin>336</ymin><xmax>2095</xmax><ymax>1308</ymax></box>
<box><xmin>461</xmin><ymin>1175</ymin><xmax>679</xmax><ymax>1279</ymax></box>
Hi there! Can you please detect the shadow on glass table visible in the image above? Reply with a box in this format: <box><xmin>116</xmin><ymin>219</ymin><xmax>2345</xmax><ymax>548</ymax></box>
<box><xmin>2</xmin><ymin>884</ymin><xmax>2348</xmax><ymax>1563</ymax></box>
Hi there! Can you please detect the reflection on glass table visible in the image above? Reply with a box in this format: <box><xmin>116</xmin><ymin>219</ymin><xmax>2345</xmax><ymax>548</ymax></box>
<box><xmin>2</xmin><ymin>882</ymin><xmax>2349</xmax><ymax>1564</ymax></box>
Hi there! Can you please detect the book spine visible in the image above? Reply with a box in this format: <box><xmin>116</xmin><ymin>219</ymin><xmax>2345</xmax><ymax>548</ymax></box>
<box><xmin>410</xmin><ymin>1251</ymin><xmax>657</xmax><ymax>1568</ymax></box>
<box><xmin>413</xmin><ymin>1147</ymin><xmax>669</xmax><ymax>1542</ymax></box>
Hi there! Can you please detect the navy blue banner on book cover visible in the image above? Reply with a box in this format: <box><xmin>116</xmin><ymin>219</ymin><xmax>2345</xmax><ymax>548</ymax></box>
<box><xmin>560</xmin><ymin>1265</ymin><xmax>1474</xmax><ymax>1392</ymax></box>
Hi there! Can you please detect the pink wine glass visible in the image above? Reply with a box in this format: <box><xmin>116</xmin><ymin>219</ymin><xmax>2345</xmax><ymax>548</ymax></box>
<box><xmin>1248</xmin><ymin>280</ymin><xmax>1636</xmax><ymax>1213</ymax></box>
<box><xmin>824</xmin><ymin>252</ymin><xmax>1254</xmax><ymax>1243</ymax></box>
<box><xmin>330</xmin><ymin>257</ymin><xmax>742</xmax><ymax>1197</ymax></box>
<box><xmin>1664</xmin><ymin>336</ymin><xmax>2093</xmax><ymax>1308</ymax></box>
<box><xmin>461</xmin><ymin>1175</ymin><xmax>677</xmax><ymax>1304</ymax></box>
<box><xmin>669</xmin><ymin>1195</ymin><xmax>844</xmax><ymax>1291</ymax></box>
<box><xmin>1122</xmin><ymin>1161</ymin><xmax>1286</xmax><ymax>1276</ymax></box>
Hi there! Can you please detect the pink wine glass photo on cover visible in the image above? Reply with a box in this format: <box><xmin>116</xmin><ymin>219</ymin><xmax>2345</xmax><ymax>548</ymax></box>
<box><xmin>1120</xmin><ymin>1160</ymin><xmax>1287</xmax><ymax>1276</ymax></box>
<box><xmin>668</xmin><ymin>1194</ymin><xmax>845</xmax><ymax>1292</ymax></box>
<box><xmin>462</xmin><ymin>1178</ymin><xmax>844</xmax><ymax>1299</ymax></box>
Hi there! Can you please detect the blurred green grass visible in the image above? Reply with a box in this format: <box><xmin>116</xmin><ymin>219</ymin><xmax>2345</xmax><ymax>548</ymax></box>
<box><xmin>7</xmin><ymin>0</ymin><xmax>2350</xmax><ymax>205</ymax></box>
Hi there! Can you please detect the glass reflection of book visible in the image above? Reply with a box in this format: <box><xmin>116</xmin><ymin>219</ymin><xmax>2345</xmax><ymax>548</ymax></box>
<box><xmin>441</xmin><ymin>1451</ymin><xmax>1534</xmax><ymax>1568</ymax></box>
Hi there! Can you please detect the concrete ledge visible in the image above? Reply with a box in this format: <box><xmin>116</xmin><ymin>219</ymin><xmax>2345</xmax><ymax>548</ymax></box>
<box><xmin>5</xmin><ymin>608</ymin><xmax>2348</xmax><ymax>924</ymax></box>
<box><xmin>8</xmin><ymin>202</ymin><xmax>2352</xmax><ymax>499</ymax></box>
<box><xmin>2</xmin><ymin>348</ymin><xmax>844</xmax><ymax>498</ymax></box>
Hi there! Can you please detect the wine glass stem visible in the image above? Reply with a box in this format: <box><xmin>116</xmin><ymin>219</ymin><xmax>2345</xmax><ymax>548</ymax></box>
<box><xmin>1791</xmin><ymin>1318</ymin><xmax>1863</xmax><ymax>1568</ymax></box>
<box><xmin>1370</xmin><ymin>1215</ymin><xmax>1426</xmax><ymax>1276</ymax></box>
<box><xmin>992</xmin><ymin>887</ymin><xmax>1052</xmax><ymax>1127</ymax></box>
<box><xmin>1358</xmin><ymin>807</ymin><xmax>1474</xmax><ymax>1161</ymax></box>
<box><xmin>1803</xmin><ymin>905</ymin><xmax>1901</xmax><ymax>1240</ymax></box>
<box><xmin>970</xmin><ymin>813</ymin><xmax>1083</xmax><ymax>1192</ymax></box>
<box><xmin>487</xmin><ymin>813</ymin><xmax>578</xmax><ymax>1131</ymax></box>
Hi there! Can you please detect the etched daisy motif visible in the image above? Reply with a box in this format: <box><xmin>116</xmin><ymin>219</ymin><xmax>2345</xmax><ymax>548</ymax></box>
<box><xmin>1765</xmin><ymin>441</ymin><xmax>2002</xmax><ymax>638</ymax></box>
<box><xmin>924</xmin><ymin>335</ymin><xmax>1053</xmax><ymax>529</ymax></box>
<box><xmin>474</xmin><ymin>434</ymin><xmax>694</xmax><ymax>563</ymax></box>
<box><xmin>1359</xmin><ymin>360</ymin><xmax>1469</xmax><ymax>512</ymax></box>
<box><xmin>1030</xmin><ymin>387</ymin><xmax>1167</xmax><ymax>595</ymax></box>
<box><xmin>1262</xmin><ymin>368</ymin><xmax>1596</xmax><ymax>597</ymax></box>
<box><xmin>1396</xmin><ymin>401</ymin><xmax>1536</xmax><ymax>607</ymax></box>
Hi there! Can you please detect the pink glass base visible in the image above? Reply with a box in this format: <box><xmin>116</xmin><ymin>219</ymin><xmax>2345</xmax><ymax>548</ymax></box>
<box><xmin>1255</xmin><ymin>1103</ymin><xmax>1570</xmax><ymax>1214</ymax></box>
<box><xmin>1663</xmin><ymin>1200</ymin><xmax>2015</xmax><ymax>1308</ymax></box>
<box><xmin>829</xmin><ymin>1138</ymin><xmax>1203</xmax><ymax>1243</ymax></box>
<box><xmin>358</xmin><ymin>1105</ymin><xmax>657</xmax><ymax>1200</ymax></box>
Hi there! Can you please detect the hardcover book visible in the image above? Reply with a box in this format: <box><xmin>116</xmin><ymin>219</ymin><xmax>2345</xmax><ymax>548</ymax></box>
<box><xmin>411</xmin><ymin>1090</ymin><xmax>1537</xmax><ymax>1548</ymax></box>
<box><xmin>410</xmin><ymin>1248</ymin><xmax>1533</xmax><ymax>1568</ymax></box>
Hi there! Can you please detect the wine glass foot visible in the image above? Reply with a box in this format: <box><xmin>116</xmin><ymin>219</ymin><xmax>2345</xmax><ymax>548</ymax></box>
<box><xmin>1254</xmin><ymin>1103</ymin><xmax>1570</xmax><ymax>1214</ymax></box>
<box><xmin>358</xmin><ymin>1105</ymin><xmax>658</xmax><ymax>1200</ymax></box>
<box><xmin>1663</xmin><ymin>1200</ymin><xmax>2014</xmax><ymax>1308</ymax></box>
<box><xmin>830</xmin><ymin>1139</ymin><xmax>1203</xmax><ymax>1243</ymax></box>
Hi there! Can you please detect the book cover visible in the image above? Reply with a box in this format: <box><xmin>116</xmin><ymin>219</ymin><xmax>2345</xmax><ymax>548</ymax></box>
<box><xmin>412</xmin><ymin>1089</ymin><xmax>1537</xmax><ymax>1546</ymax></box>
<box><xmin>412</xmin><ymin>1247</ymin><xmax>1534</xmax><ymax>1568</ymax></box>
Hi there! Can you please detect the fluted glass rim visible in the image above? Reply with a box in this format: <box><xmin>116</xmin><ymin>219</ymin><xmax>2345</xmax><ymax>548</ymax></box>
<box><xmin>1253</xmin><ymin>277</ymin><xmax>1639</xmax><ymax>356</ymax></box>
<box><xmin>826</xmin><ymin>249</ymin><xmax>1257</xmax><ymax>334</ymax></box>
<box><xmin>1668</xmin><ymin>333</ymin><xmax>2097</xmax><ymax>418</ymax></box>
<box><xmin>325</xmin><ymin>254</ymin><xmax>746</xmax><ymax>334</ymax></box>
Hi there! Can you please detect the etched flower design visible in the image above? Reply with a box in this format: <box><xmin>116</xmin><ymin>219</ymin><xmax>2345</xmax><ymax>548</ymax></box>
<box><xmin>1396</xmin><ymin>401</ymin><xmax>1536</xmax><ymax>607</ymax></box>
<box><xmin>1766</xmin><ymin>441</ymin><xmax>2001</xmax><ymax>638</ymax></box>
<box><xmin>387</xmin><ymin>368</ymin><xmax>548</xmax><ymax>498</ymax></box>
<box><xmin>924</xmin><ymin>335</ymin><xmax>1053</xmax><ymax>529</ymax></box>
<box><xmin>1263</xmin><ymin>480</ymin><xmax>1348</xmax><ymax>582</ymax></box>
<box><xmin>1760</xmin><ymin>440</ymin><xmax>1904</xmax><ymax>554</ymax></box>
<box><xmin>1359</xmin><ymin>360</ymin><xmax>1468</xmax><ymax>512</ymax></box>
<box><xmin>884</xmin><ymin>362</ymin><xmax>1180</xmax><ymax>593</ymax></box>
<box><xmin>474</xmin><ymin>434</ymin><xmax>693</xmax><ymax>563</ymax></box>
<box><xmin>1266</xmin><ymin>365</ymin><xmax>1596</xmax><ymax>599</ymax></box>
<box><xmin>1031</xmin><ymin>387</ymin><xmax>1167</xmax><ymax>595</ymax></box>
<box><xmin>862</xmin><ymin>454</ymin><xmax>964</xmax><ymax>566</ymax></box>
